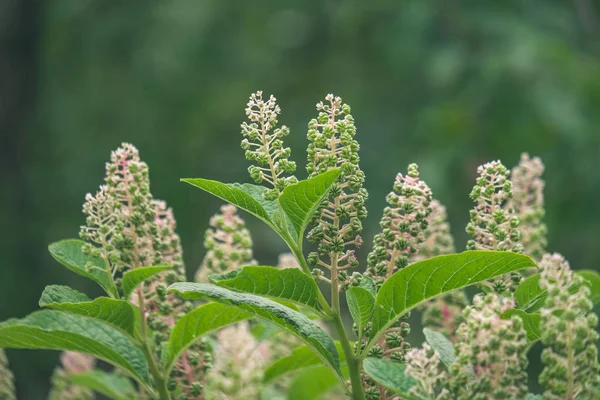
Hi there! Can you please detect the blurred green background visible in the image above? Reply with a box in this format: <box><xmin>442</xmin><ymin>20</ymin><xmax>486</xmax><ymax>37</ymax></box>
<box><xmin>1</xmin><ymin>0</ymin><xmax>600</xmax><ymax>398</ymax></box>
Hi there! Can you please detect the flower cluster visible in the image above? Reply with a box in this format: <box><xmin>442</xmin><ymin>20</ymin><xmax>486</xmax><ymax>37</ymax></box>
<box><xmin>48</xmin><ymin>352</ymin><xmax>95</xmax><ymax>400</ymax></box>
<box><xmin>306</xmin><ymin>94</ymin><xmax>367</xmax><ymax>289</ymax></box>
<box><xmin>421</xmin><ymin>290</ymin><xmax>468</xmax><ymax>338</ymax></box>
<box><xmin>509</xmin><ymin>153</ymin><xmax>547</xmax><ymax>261</ymax></box>
<box><xmin>405</xmin><ymin>344</ymin><xmax>451</xmax><ymax>400</ymax></box>
<box><xmin>366</xmin><ymin>164</ymin><xmax>432</xmax><ymax>284</ymax></box>
<box><xmin>538</xmin><ymin>253</ymin><xmax>600</xmax><ymax>399</ymax></box>
<box><xmin>0</xmin><ymin>350</ymin><xmax>15</xmax><ymax>400</ymax></box>
<box><xmin>241</xmin><ymin>91</ymin><xmax>297</xmax><ymax>200</ymax></box>
<box><xmin>195</xmin><ymin>204</ymin><xmax>255</xmax><ymax>282</ymax></box>
<box><xmin>448</xmin><ymin>294</ymin><xmax>529</xmax><ymax>399</ymax></box>
<box><xmin>413</xmin><ymin>200</ymin><xmax>455</xmax><ymax>262</ymax></box>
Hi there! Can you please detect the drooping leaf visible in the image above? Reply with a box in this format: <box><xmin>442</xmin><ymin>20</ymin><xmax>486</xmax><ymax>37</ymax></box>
<box><xmin>39</xmin><ymin>285</ymin><xmax>137</xmax><ymax>337</ymax></box>
<box><xmin>68</xmin><ymin>370</ymin><xmax>136</xmax><ymax>400</ymax></box>
<box><xmin>264</xmin><ymin>342</ymin><xmax>346</xmax><ymax>383</ymax></box>
<box><xmin>48</xmin><ymin>240</ymin><xmax>119</xmax><ymax>298</ymax></box>
<box><xmin>423</xmin><ymin>328</ymin><xmax>455</xmax><ymax>368</ymax></box>
<box><xmin>209</xmin><ymin>266</ymin><xmax>320</xmax><ymax>311</ymax></box>
<box><xmin>502</xmin><ymin>309</ymin><xmax>542</xmax><ymax>342</ymax></box>
<box><xmin>279</xmin><ymin>169</ymin><xmax>341</xmax><ymax>241</ymax></box>
<box><xmin>346</xmin><ymin>287</ymin><xmax>375</xmax><ymax>336</ymax></box>
<box><xmin>0</xmin><ymin>311</ymin><xmax>149</xmax><ymax>385</ymax></box>
<box><xmin>578</xmin><ymin>270</ymin><xmax>600</xmax><ymax>304</ymax></box>
<box><xmin>168</xmin><ymin>282</ymin><xmax>341</xmax><ymax>377</ymax></box>
<box><xmin>122</xmin><ymin>265</ymin><xmax>172</xmax><ymax>299</ymax></box>
<box><xmin>362</xmin><ymin>358</ymin><xmax>417</xmax><ymax>397</ymax></box>
<box><xmin>164</xmin><ymin>302</ymin><xmax>252</xmax><ymax>371</ymax></box>
<box><xmin>287</xmin><ymin>365</ymin><xmax>346</xmax><ymax>400</ymax></box>
<box><xmin>370</xmin><ymin>251</ymin><xmax>536</xmax><ymax>345</ymax></box>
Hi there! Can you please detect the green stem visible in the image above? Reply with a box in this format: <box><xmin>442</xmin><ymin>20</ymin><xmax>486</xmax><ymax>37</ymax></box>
<box><xmin>141</xmin><ymin>342</ymin><xmax>171</xmax><ymax>400</ymax></box>
<box><xmin>332</xmin><ymin>313</ymin><xmax>366</xmax><ymax>400</ymax></box>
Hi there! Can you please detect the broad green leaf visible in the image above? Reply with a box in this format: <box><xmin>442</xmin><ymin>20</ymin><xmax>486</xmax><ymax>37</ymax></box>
<box><xmin>165</xmin><ymin>302</ymin><xmax>252</xmax><ymax>371</ymax></box>
<box><xmin>423</xmin><ymin>328</ymin><xmax>455</xmax><ymax>368</ymax></box>
<box><xmin>39</xmin><ymin>285</ymin><xmax>137</xmax><ymax>337</ymax></box>
<box><xmin>362</xmin><ymin>358</ymin><xmax>417</xmax><ymax>397</ymax></box>
<box><xmin>346</xmin><ymin>287</ymin><xmax>375</xmax><ymax>336</ymax></box>
<box><xmin>69</xmin><ymin>370</ymin><xmax>136</xmax><ymax>400</ymax></box>
<box><xmin>578</xmin><ymin>270</ymin><xmax>600</xmax><ymax>304</ymax></box>
<box><xmin>279</xmin><ymin>169</ymin><xmax>341</xmax><ymax>241</ymax></box>
<box><xmin>122</xmin><ymin>265</ymin><xmax>172</xmax><ymax>299</ymax></box>
<box><xmin>358</xmin><ymin>275</ymin><xmax>377</xmax><ymax>297</ymax></box>
<box><xmin>209</xmin><ymin>266</ymin><xmax>320</xmax><ymax>311</ymax></box>
<box><xmin>48</xmin><ymin>240</ymin><xmax>118</xmax><ymax>298</ymax></box>
<box><xmin>181</xmin><ymin>178</ymin><xmax>276</xmax><ymax>227</ymax></box>
<box><xmin>168</xmin><ymin>283</ymin><xmax>341</xmax><ymax>377</ymax></box>
<box><xmin>502</xmin><ymin>309</ymin><xmax>542</xmax><ymax>342</ymax></box>
<box><xmin>0</xmin><ymin>311</ymin><xmax>149</xmax><ymax>385</ymax></box>
<box><xmin>264</xmin><ymin>342</ymin><xmax>346</xmax><ymax>383</ymax></box>
<box><xmin>370</xmin><ymin>251</ymin><xmax>536</xmax><ymax>344</ymax></box>
<box><xmin>287</xmin><ymin>366</ymin><xmax>346</xmax><ymax>400</ymax></box>
<box><xmin>514</xmin><ymin>274</ymin><xmax>545</xmax><ymax>313</ymax></box>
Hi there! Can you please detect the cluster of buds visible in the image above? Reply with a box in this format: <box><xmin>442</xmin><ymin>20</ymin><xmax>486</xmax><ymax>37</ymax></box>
<box><xmin>366</xmin><ymin>164</ymin><xmax>432</xmax><ymax>284</ymax></box>
<box><xmin>48</xmin><ymin>352</ymin><xmax>95</xmax><ymax>400</ymax></box>
<box><xmin>206</xmin><ymin>322</ymin><xmax>272</xmax><ymax>399</ymax></box>
<box><xmin>195</xmin><ymin>204</ymin><xmax>255</xmax><ymax>282</ymax></box>
<box><xmin>305</xmin><ymin>94</ymin><xmax>367</xmax><ymax>287</ymax></box>
<box><xmin>421</xmin><ymin>290</ymin><xmax>468</xmax><ymax>338</ymax></box>
<box><xmin>448</xmin><ymin>294</ymin><xmax>529</xmax><ymax>399</ymax></box>
<box><xmin>241</xmin><ymin>91</ymin><xmax>297</xmax><ymax>200</ymax></box>
<box><xmin>0</xmin><ymin>350</ymin><xmax>15</xmax><ymax>400</ymax></box>
<box><xmin>405</xmin><ymin>344</ymin><xmax>451</xmax><ymax>400</ymax></box>
<box><xmin>538</xmin><ymin>253</ymin><xmax>600</xmax><ymax>399</ymax></box>
<box><xmin>413</xmin><ymin>200</ymin><xmax>455</xmax><ymax>262</ymax></box>
<box><xmin>509</xmin><ymin>153</ymin><xmax>547</xmax><ymax>261</ymax></box>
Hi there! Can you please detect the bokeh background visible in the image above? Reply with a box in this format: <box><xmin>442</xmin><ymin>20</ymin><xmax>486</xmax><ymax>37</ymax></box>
<box><xmin>1</xmin><ymin>0</ymin><xmax>600</xmax><ymax>398</ymax></box>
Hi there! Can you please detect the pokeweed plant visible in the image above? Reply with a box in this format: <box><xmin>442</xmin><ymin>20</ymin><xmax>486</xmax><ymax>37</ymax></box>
<box><xmin>0</xmin><ymin>93</ymin><xmax>598</xmax><ymax>400</ymax></box>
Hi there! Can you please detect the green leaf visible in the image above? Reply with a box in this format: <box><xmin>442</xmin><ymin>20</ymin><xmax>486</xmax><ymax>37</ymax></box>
<box><xmin>264</xmin><ymin>342</ymin><xmax>346</xmax><ymax>383</ymax></box>
<box><xmin>209</xmin><ymin>266</ymin><xmax>321</xmax><ymax>311</ymax></box>
<box><xmin>358</xmin><ymin>275</ymin><xmax>377</xmax><ymax>297</ymax></box>
<box><xmin>165</xmin><ymin>302</ymin><xmax>252</xmax><ymax>371</ymax></box>
<box><xmin>502</xmin><ymin>309</ymin><xmax>542</xmax><ymax>342</ymax></box>
<box><xmin>346</xmin><ymin>287</ymin><xmax>375</xmax><ymax>336</ymax></box>
<box><xmin>525</xmin><ymin>394</ymin><xmax>544</xmax><ymax>400</ymax></box>
<box><xmin>423</xmin><ymin>328</ymin><xmax>455</xmax><ymax>368</ymax></box>
<box><xmin>68</xmin><ymin>370</ymin><xmax>136</xmax><ymax>400</ymax></box>
<box><xmin>0</xmin><ymin>311</ymin><xmax>149</xmax><ymax>385</ymax></box>
<box><xmin>578</xmin><ymin>270</ymin><xmax>600</xmax><ymax>304</ymax></box>
<box><xmin>514</xmin><ymin>274</ymin><xmax>546</xmax><ymax>313</ymax></box>
<box><xmin>168</xmin><ymin>282</ymin><xmax>341</xmax><ymax>377</ymax></box>
<box><xmin>362</xmin><ymin>358</ymin><xmax>417</xmax><ymax>397</ymax></box>
<box><xmin>279</xmin><ymin>169</ymin><xmax>341</xmax><ymax>241</ymax></box>
<box><xmin>287</xmin><ymin>366</ymin><xmax>345</xmax><ymax>400</ymax></box>
<box><xmin>181</xmin><ymin>178</ymin><xmax>277</xmax><ymax>227</ymax></box>
<box><xmin>48</xmin><ymin>240</ymin><xmax>118</xmax><ymax>298</ymax></box>
<box><xmin>122</xmin><ymin>265</ymin><xmax>172</xmax><ymax>300</ymax></box>
<box><xmin>39</xmin><ymin>285</ymin><xmax>137</xmax><ymax>337</ymax></box>
<box><xmin>370</xmin><ymin>251</ymin><xmax>536</xmax><ymax>346</ymax></box>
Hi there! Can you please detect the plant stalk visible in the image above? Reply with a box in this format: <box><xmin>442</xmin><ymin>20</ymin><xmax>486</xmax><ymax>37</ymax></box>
<box><xmin>332</xmin><ymin>313</ymin><xmax>366</xmax><ymax>400</ymax></box>
<box><xmin>141</xmin><ymin>342</ymin><xmax>171</xmax><ymax>400</ymax></box>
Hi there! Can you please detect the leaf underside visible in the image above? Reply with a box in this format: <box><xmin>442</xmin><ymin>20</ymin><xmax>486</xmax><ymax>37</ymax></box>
<box><xmin>122</xmin><ymin>265</ymin><xmax>172</xmax><ymax>300</ymax></box>
<box><xmin>423</xmin><ymin>328</ymin><xmax>456</xmax><ymax>368</ymax></box>
<box><xmin>362</xmin><ymin>357</ymin><xmax>417</xmax><ymax>396</ymax></box>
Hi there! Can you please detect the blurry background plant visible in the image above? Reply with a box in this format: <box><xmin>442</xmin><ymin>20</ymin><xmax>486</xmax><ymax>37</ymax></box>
<box><xmin>2</xmin><ymin>0</ymin><xmax>600</xmax><ymax>398</ymax></box>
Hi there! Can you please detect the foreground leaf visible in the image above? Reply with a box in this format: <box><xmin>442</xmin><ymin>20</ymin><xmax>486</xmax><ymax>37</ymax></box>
<box><xmin>209</xmin><ymin>266</ymin><xmax>320</xmax><ymax>311</ymax></box>
<box><xmin>502</xmin><ymin>309</ymin><xmax>542</xmax><ymax>342</ymax></box>
<box><xmin>165</xmin><ymin>302</ymin><xmax>252</xmax><ymax>371</ymax></box>
<box><xmin>122</xmin><ymin>265</ymin><xmax>172</xmax><ymax>299</ymax></box>
<box><xmin>168</xmin><ymin>283</ymin><xmax>341</xmax><ymax>377</ymax></box>
<box><xmin>68</xmin><ymin>370</ymin><xmax>136</xmax><ymax>400</ymax></box>
<box><xmin>39</xmin><ymin>285</ymin><xmax>137</xmax><ymax>337</ymax></box>
<box><xmin>48</xmin><ymin>240</ymin><xmax>118</xmax><ymax>298</ymax></box>
<box><xmin>279</xmin><ymin>169</ymin><xmax>341</xmax><ymax>241</ymax></box>
<box><xmin>0</xmin><ymin>311</ymin><xmax>149</xmax><ymax>385</ymax></box>
<box><xmin>287</xmin><ymin>365</ymin><xmax>346</xmax><ymax>400</ymax></box>
<box><xmin>264</xmin><ymin>342</ymin><xmax>346</xmax><ymax>383</ymax></box>
<box><xmin>362</xmin><ymin>358</ymin><xmax>416</xmax><ymax>397</ymax></box>
<box><xmin>423</xmin><ymin>328</ymin><xmax>455</xmax><ymax>368</ymax></box>
<box><xmin>370</xmin><ymin>251</ymin><xmax>536</xmax><ymax>345</ymax></box>
<box><xmin>346</xmin><ymin>287</ymin><xmax>375</xmax><ymax>337</ymax></box>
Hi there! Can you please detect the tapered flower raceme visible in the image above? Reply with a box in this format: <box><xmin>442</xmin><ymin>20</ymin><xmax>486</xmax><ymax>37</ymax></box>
<box><xmin>538</xmin><ymin>253</ymin><xmax>600</xmax><ymax>399</ymax></box>
<box><xmin>405</xmin><ymin>344</ymin><xmax>451</xmax><ymax>400</ymax></box>
<box><xmin>366</xmin><ymin>164</ymin><xmax>432</xmax><ymax>284</ymax></box>
<box><xmin>509</xmin><ymin>153</ymin><xmax>547</xmax><ymax>261</ymax></box>
<box><xmin>48</xmin><ymin>352</ymin><xmax>95</xmax><ymax>400</ymax></box>
<box><xmin>0</xmin><ymin>350</ymin><xmax>15</xmax><ymax>400</ymax></box>
<box><xmin>241</xmin><ymin>91</ymin><xmax>297</xmax><ymax>200</ymax></box>
<box><xmin>413</xmin><ymin>200</ymin><xmax>454</xmax><ymax>262</ymax></box>
<box><xmin>466</xmin><ymin>160</ymin><xmax>521</xmax><ymax>253</ymax></box>
<box><xmin>305</xmin><ymin>94</ymin><xmax>367</xmax><ymax>287</ymax></box>
<box><xmin>195</xmin><ymin>205</ymin><xmax>255</xmax><ymax>282</ymax></box>
<box><xmin>448</xmin><ymin>294</ymin><xmax>529</xmax><ymax>400</ymax></box>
